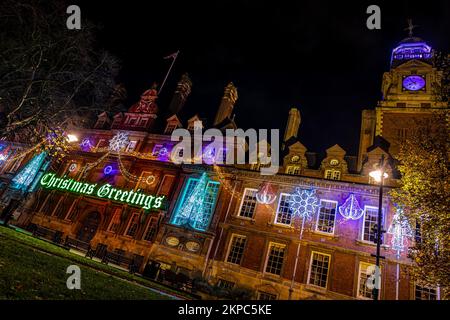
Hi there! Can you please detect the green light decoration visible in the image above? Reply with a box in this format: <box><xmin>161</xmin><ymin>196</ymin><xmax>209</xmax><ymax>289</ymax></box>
<box><xmin>171</xmin><ymin>172</ymin><xmax>220</xmax><ymax>231</ymax></box>
<box><xmin>39</xmin><ymin>172</ymin><xmax>164</xmax><ymax>211</ymax></box>
<box><xmin>11</xmin><ymin>152</ymin><xmax>48</xmax><ymax>192</ymax></box>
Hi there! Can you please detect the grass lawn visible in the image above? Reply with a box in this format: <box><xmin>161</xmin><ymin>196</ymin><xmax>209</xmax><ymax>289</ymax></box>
<box><xmin>0</xmin><ymin>226</ymin><xmax>183</xmax><ymax>300</ymax></box>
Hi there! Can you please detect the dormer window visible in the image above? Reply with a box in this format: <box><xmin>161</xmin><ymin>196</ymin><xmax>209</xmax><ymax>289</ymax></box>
<box><xmin>286</xmin><ymin>165</ymin><xmax>301</xmax><ymax>175</ymax></box>
<box><xmin>165</xmin><ymin>123</ymin><xmax>178</xmax><ymax>135</ymax></box>
<box><xmin>325</xmin><ymin>169</ymin><xmax>341</xmax><ymax>180</ymax></box>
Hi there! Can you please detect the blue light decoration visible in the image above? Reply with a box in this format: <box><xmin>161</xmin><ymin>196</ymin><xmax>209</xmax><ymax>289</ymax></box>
<box><xmin>338</xmin><ymin>193</ymin><xmax>364</xmax><ymax>220</ymax></box>
<box><xmin>391</xmin><ymin>40</ymin><xmax>432</xmax><ymax>66</ymax></box>
<box><xmin>80</xmin><ymin>138</ymin><xmax>93</xmax><ymax>151</ymax></box>
<box><xmin>158</xmin><ymin>147</ymin><xmax>169</xmax><ymax>157</ymax></box>
<box><xmin>256</xmin><ymin>182</ymin><xmax>277</xmax><ymax>205</ymax></box>
<box><xmin>171</xmin><ymin>172</ymin><xmax>220</xmax><ymax>231</ymax></box>
<box><xmin>11</xmin><ymin>152</ymin><xmax>48</xmax><ymax>192</ymax></box>
<box><xmin>288</xmin><ymin>187</ymin><xmax>319</xmax><ymax>220</ymax></box>
<box><xmin>103</xmin><ymin>165</ymin><xmax>113</xmax><ymax>175</ymax></box>
<box><xmin>387</xmin><ymin>206</ymin><xmax>413</xmax><ymax>252</ymax></box>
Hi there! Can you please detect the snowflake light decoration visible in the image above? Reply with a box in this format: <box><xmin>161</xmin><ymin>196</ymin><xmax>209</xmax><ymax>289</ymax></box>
<box><xmin>109</xmin><ymin>132</ymin><xmax>129</xmax><ymax>152</ymax></box>
<box><xmin>288</xmin><ymin>187</ymin><xmax>319</xmax><ymax>220</ymax></box>
<box><xmin>387</xmin><ymin>206</ymin><xmax>413</xmax><ymax>252</ymax></box>
<box><xmin>338</xmin><ymin>193</ymin><xmax>364</xmax><ymax>220</ymax></box>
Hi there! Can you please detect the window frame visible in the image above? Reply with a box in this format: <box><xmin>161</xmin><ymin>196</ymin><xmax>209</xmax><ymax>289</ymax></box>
<box><xmin>274</xmin><ymin>193</ymin><xmax>293</xmax><ymax>227</ymax></box>
<box><xmin>237</xmin><ymin>188</ymin><xmax>258</xmax><ymax>220</ymax></box>
<box><xmin>171</xmin><ymin>177</ymin><xmax>220</xmax><ymax>231</ymax></box>
<box><xmin>361</xmin><ymin>205</ymin><xmax>383</xmax><ymax>244</ymax></box>
<box><xmin>307</xmin><ymin>251</ymin><xmax>331</xmax><ymax>289</ymax></box>
<box><xmin>414</xmin><ymin>283</ymin><xmax>440</xmax><ymax>300</ymax></box>
<box><xmin>356</xmin><ymin>261</ymin><xmax>381</xmax><ymax>300</ymax></box>
<box><xmin>257</xmin><ymin>291</ymin><xmax>278</xmax><ymax>300</ymax></box>
<box><xmin>124</xmin><ymin>212</ymin><xmax>140</xmax><ymax>237</ymax></box>
<box><xmin>142</xmin><ymin>216</ymin><xmax>158</xmax><ymax>242</ymax></box>
<box><xmin>315</xmin><ymin>199</ymin><xmax>338</xmax><ymax>235</ymax></box>
<box><xmin>225</xmin><ymin>233</ymin><xmax>247</xmax><ymax>265</ymax></box>
<box><xmin>107</xmin><ymin>207</ymin><xmax>122</xmax><ymax>233</ymax></box>
<box><xmin>263</xmin><ymin>242</ymin><xmax>287</xmax><ymax>276</ymax></box>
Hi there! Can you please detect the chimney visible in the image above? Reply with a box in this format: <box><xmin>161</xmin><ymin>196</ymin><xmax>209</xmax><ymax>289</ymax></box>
<box><xmin>283</xmin><ymin>108</ymin><xmax>301</xmax><ymax>142</ymax></box>
<box><xmin>168</xmin><ymin>73</ymin><xmax>192</xmax><ymax>115</ymax></box>
<box><xmin>213</xmin><ymin>82</ymin><xmax>238</xmax><ymax>126</ymax></box>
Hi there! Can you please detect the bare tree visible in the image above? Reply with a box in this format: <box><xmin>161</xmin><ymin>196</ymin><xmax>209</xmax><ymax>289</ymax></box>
<box><xmin>0</xmin><ymin>0</ymin><xmax>123</xmax><ymax>144</ymax></box>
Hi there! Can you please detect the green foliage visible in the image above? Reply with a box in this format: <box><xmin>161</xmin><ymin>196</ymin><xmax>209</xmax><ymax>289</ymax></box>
<box><xmin>391</xmin><ymin>114</ymin><xmax>450</xmax><ymax>298</ymax></box>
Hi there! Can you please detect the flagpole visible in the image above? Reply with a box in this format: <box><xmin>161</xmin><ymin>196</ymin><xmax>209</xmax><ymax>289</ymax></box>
<box><xmin>158</xmin><ymin>50</ymin><xmax>179</xmax><ymax>95</ymax></box>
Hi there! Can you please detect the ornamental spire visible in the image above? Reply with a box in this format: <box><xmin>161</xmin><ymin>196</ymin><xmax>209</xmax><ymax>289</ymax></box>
<box><xmin>404</xmin><ymin>19</ymin><xmax>418</xmax><ymax>38</ymax></box>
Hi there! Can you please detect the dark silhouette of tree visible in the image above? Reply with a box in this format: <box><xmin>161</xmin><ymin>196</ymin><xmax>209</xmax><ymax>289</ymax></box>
<box><xmin>0</xmin><ymin>0</ymin><xmax>123</xmax><ymax>144</ymax></box>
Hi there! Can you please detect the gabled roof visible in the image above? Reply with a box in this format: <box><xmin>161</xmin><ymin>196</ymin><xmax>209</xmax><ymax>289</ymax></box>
<box><xmin>325</xmin><ymin>144</ymin><xmax>346</xmax><ymax>156</ymax></box>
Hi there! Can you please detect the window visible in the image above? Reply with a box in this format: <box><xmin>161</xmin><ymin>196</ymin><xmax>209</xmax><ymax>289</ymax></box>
<box><xmin>139</xmin><ymin>118</ymin><xmax>149</xmax><ymax>127</ymax></box>
<box><xmin>126</xmin><ymin>213</ymin><xmax>140</xmax><ymax>237</ymax></box>
<box><xmin>226</xmin><ymin>234</ymin><xmax>246</xmax><ymax>265</ymax></box>
<box><xmin>357</xmin><ymin>262</ymin><xmax>380</xmax><ymax>299</ymax></box>
<box><xmin>238</xmin><ymin>188</ymin><xmax>257</xmax><ymax>219</ymax></box>
<box><xmin>170</xmin><ymin>177</ymin><xmax>220</xmax><ymax>231</ymax></box>
<box><xmin>126</xmin><ymin>140</ymin><xmax>137</xmax><ymax>152</ymax></box>
<box><xmin>275</xmin><ymin>194</ymin><xmax>293</xmax><ymax>226</ymax></box>
<box><xmin>265</xmin><ymin>243</ymin><xmax>286</xmax><ymax>275</ymax></box>
<box><xmin>324</xmin><ymin>169</ymin><xmax>341</xmax><ymax>180</ymax></box>
<box><xmin>165</xmin><ymin>123</ymin><xmax>178</xmax><ymax>135</ymax></box>
<box><xmin>217</xmin><ymin>279</ymin><xmax>235</xmax><ymax>290</ymax></box>
<box><xmin>96</xmin><ymin>139</ymin><xmax>106</xmax><ymax>150</ymax></box>
<box><xmin>135</xmin><ymin>171</ymin><xmax>154</xmax><ymax>192</ymax></box>
<box><xmin>157</xmin><ymin>174</ymin><xmax>175</xmax><ymax>197</ymax></box>
<box><xmin>316</xmin><ymin>200</ymin><xmax>337</xmax><ymax>234</ymax></box>
<box><xmin>152</xmin><ymin>144</ymin><xmax>163</xmax><ymax>156</ymax></box>
<box><xmin>257</xmin><ymin>291</ymin><xmax>277</xmax><ymax>300</ymax></box>
<box><xmin>415</xmin><ymin>284</ymin><xmax>438</xmax><ymax>300</ymax></box>
<box><xmin>362</xmin><ymin>206</ymin><xmax>383</xmax><ymax>243</ymax></box>
<box><xmin>415</xmin><ymin>220</ymin><xmax>422</xmax><ymax>244</ymax></box>
<box><xmin>108</xmin><ymin>208</ymin><xmax>122</xmax><ymax>233</ymax></box>
<box><xmin>218</xmin><ymin>148</ymin><xmax>228</xmax><ymax>164</ymax></box>
<box><xmin>308</xmin><ymin>251</ymin><xmax>331</xmax><ymax>288</ymax></box>
<box><xmin>143</xmin><ymin>217</ymin><xmax>158</xmax><ymax>241</ymax></box>
<box><xmin>7</xmin><ymin>154</ymin><xmax>25</xmax><ymax>173</ymax></box>
<box><xmin>286</xmin><ymin>165</ymin><xmax>300</xmax><ymax>175</ymax></box>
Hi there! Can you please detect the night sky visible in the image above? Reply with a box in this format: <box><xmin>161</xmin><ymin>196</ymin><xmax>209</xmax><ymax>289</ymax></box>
<box><xmin>79</xmin><ymin>0</ymin><xmax>449</xmax><ymax>157</ymax></box>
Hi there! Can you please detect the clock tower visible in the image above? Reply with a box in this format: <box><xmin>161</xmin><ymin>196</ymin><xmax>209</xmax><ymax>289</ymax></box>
<box><xmin>358</xmin><ymin>28</ymin><xmax>448</xmax><ymax>169</ymax></box>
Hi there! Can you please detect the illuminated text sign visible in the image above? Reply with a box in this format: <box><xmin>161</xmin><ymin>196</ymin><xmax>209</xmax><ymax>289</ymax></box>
<box><xmin>40</xmin><ymin>173</ymin><xmax>164</xmax><ymax>210</ymax></box>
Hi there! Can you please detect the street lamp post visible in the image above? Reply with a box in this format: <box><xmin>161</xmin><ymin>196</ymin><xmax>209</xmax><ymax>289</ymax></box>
<box><xmin>369</xmin><ymin>154</ymin><xmax>388</xmax><ymax>301</ymax></box>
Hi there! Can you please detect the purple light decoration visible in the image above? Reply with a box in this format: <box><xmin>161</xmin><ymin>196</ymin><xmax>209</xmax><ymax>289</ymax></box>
<box><xmin>104</xmin><ymin>165</ymin><xmax>113</xmax><ymax>175</ymax></box>
<box><xmin>80</xmin><ymin>138</ymin><xmax>93</xmax><ymax>151</ymax></box>
<box><xmin>338</xmin><ymin>193</ymin><xmax>364</xmax><ymax>220</ymax></box>
<box><xmin>391</xmin><ymin>41</ymin><xmax>432</xmax><ymax>66</ymax></box>
<box><xmin>203</xmin><ymin>146</ymin><xmax>216</xmax><ymax>165</ymax></box>
<box><xmin>156</xmin><ymin>146</ymin><xmax>171</xmax><ymax>162</ymax></box>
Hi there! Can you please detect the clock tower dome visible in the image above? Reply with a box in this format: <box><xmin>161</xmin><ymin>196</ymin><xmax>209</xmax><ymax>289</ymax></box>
<box><xmin>358</xmin><ymin>26</ymin><xmax>448</xmax><ymax>168</ymax></box>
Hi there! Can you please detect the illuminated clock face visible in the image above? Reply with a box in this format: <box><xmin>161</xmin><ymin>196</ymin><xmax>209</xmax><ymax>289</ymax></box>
<box><xmin>403</xmin><ymin>75</ymin><xmax>426</xmax><ymax>91</ymax></box>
